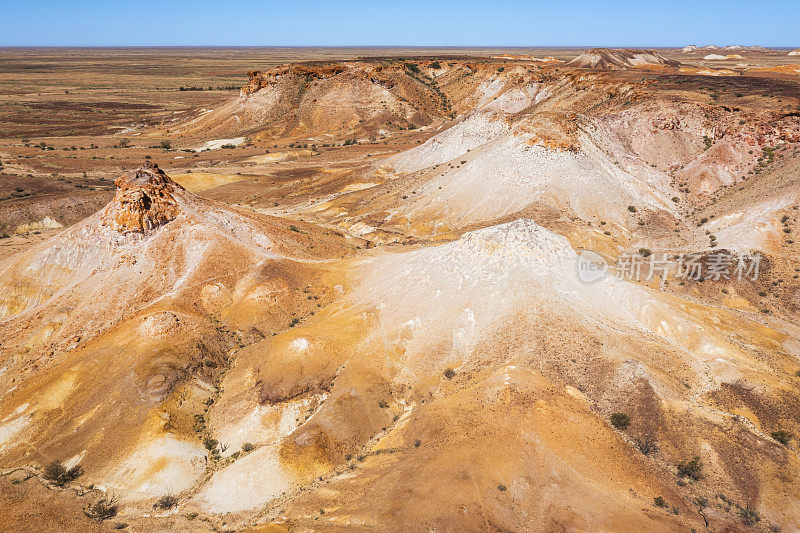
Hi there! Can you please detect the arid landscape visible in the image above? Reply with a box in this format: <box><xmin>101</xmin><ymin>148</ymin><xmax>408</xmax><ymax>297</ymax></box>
<box><xmin>2</xmin><ymin>44</ymin><xmax>800</xmax><ymax>532</ymax></box>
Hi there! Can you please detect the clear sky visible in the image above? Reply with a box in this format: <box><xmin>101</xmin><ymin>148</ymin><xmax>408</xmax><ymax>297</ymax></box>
<box><xmin>1</xmin><ymin>0</ymin><xmax>797</xmax><ymax>48</ymax></box>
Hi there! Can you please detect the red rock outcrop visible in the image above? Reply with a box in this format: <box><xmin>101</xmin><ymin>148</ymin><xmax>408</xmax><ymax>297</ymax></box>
<box><xmin>240</xmin><ymin>64</ymin><xmax>347</xmax><ymax>96</ymax></box>
<box><xmin>100</xmin><ymin>162</ymin><xmax>183</xmax><ymax>234</ymax></box>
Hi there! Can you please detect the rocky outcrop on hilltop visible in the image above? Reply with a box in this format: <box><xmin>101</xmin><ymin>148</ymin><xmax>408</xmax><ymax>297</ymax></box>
<box><xmin>240</xmin><ymin>64</ymin><xmax>347</xmax><ymax>96</ymax></box>
<box><xmin>567</xmin><ymin>48</ymin><xmax>680</xmax><ymax>69</ymax></box>
<box><xmin>100</xmin><ymin>162</ymin><xmax>183</xmax><ymax>234</ymax></box>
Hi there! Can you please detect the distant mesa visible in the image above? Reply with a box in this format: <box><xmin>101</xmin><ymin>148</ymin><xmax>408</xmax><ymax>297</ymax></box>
<box><xmin>490</xmin><ymin>53</ymin><xmax>562</xmax><ymax>63</ymax></box>
<box><xmin>703</xmin><ymin>53</ymin><xmax>745</xmax><ymax>61</ymax></box>
<box><xmin>178</xmin><ymin>61</ymin><xmax>450</xmax><ymax>138</ymax></box>
<box><xmin>566</xmin><ymin>48</ymin><xmax>680</xmax><ymax>69</ymax></box>
<box><xmin>682</xmin><ymin>44</ymin><xmax>775</xmax><ymax>54</ymax></box>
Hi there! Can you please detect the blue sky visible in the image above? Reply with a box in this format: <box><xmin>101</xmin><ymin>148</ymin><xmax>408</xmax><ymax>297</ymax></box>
<box><xmin>1</xmin><ymin>0</ymin><xmax>797</xmax><ymax>47</ymax></box>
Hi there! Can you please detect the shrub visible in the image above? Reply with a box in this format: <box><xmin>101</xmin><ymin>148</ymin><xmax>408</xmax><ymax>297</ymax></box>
<box><xmin>118</xmin><ymin>138</ymin><xmax>130</xmax><ymax>148</ymax></box>
<box><xmin>43</xmin><ymin>460</ymin><xmax>83</xmax><ymax>487</ymax></box>
<box><xmin>86</xmin><ymin>499</ymin><xmax>118</xmax><ymax>520</ymax></box>
<box><xmin>738</xmin><ymin>506</ymin><xmax>760</xmax><ymax>526</ymax></box>
<box><xmin>639</xmin><ymin>248</ymin><xmax>652</xmax><ymax>258</ymax></box>
<box><xmin>635</xmin><ymin>434</ymin><xmax>658</xmax><ymax>455</ymax></box>
<box><xmin>772</xmin><ymin>430</ymin><xmax>792</xmax><ymax>445</ymax></box>
<box><xmin>403</xmin><ymin>62</ymin><xmax>420</xmax><ymax>74</ymax></box>
<box><xmin>160</xmin><ymin>140</ymin><xmax>172</xmax><ymax>150</ymax></box>
<box><xmin>610</xmin><ymin>412</ymin><xmax>630</xmax><ymax>430</ymax></box>
<box><xmin>202</xmin><ymin>436</ymin><xmax>218</xmax><ymax>451</ymax></box>
<box><xmin>677</xmin><ymin>456</ymin><xmax>703</xmax><ymax>480</ymax></box>
<box><xmin>444</xmin><ymin>368</ymin><xmax>456</xmax><ymax>379</ymax></box>
<box><xmin>428</xmin><ymin>61</ymin><xmax>441</xmax><ymax>69</ymax></box>
<box><xmin>627</xmin><ymin>205</ymin><xmax>637</xmax><ymax>213</ymax></box>
<box><xmin>703</xmin><ymin>136</ymin><xmax>713</xmax><ymax>150</ymax></box>
<box><xmin>497</xmin><ymin>484</ymin><xmax>507</xmax><ymax>491</ymax></box>
<box><xmin>154</xmin><ymin>495</ymin><xmax>178</xmax><ymax>510</ymax></box>
<box><xmin>694</xmin><ymin>496</ymin><xmax>708</xmax><ymax>509</ymax></box>
<box><xmin>241</xmin><ymin>442</ymin><xmax>255</xmax><ymax>452</ymax></box>
<box><xmin>654</xmin><ymin>496</ymin><xmax>666</xmax><ymax>508</ymax></box>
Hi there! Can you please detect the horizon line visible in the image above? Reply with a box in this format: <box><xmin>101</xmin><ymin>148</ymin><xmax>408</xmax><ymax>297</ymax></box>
<box><xmin>1</xmin><ymin>44</ymin><xmax>797</xmax><ymax>50</ymax></box>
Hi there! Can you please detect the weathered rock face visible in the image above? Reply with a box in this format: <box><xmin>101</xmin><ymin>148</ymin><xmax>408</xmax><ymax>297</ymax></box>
<box><xmin>240</xmin><ymin>64</ymin><xmax>347</xmax><ymax>97</ymax></box>
<box><xmin>101</xmin><ymin>162</ymin><xmax>183</xmax><ymax>234</ymax></box>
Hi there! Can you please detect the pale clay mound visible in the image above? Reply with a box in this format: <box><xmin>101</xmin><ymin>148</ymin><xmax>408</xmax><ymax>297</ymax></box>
<box><xmin>387</xmin><ymin>116</ymin><xmax>677</xmax><ymax>228</ymax></box>
<box><xmin>353</xmin><ymin>218</ymin><xmax>785</xmax><ymax>401</ymax></box>
<box><xmin>387</xmin><ymin>112</ymin><xmax>512</xmax><ymax>174</ymax></box>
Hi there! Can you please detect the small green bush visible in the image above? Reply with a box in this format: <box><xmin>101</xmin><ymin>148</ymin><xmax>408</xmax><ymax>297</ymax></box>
<box><xmin>154</xmin><ymin>495</ymin><xmax>178</xmax><ymax>510</ymax></box>
<box><xmin>43</xmin><ymin>460</ymin><xmax>83</xmax><ymax>487</ymax></box>
<box><xmin>635</xmin><ymin>434</ymin><xmax>658</xmax><ymax>455</ymax></box>
<box><xmin>610</xmin><ymin>412</ymin><xmax>630</xmax><ymax>430</ymax></box>
<box><xmin>772</xmin><ymin>430</ymin><xmax>792</xmax><ymax>445</ymax></box>
<box><xmin>241</xmin><ymin>442</ymin><xmax>255</xmax><ymax>452</ymax></box>
<box><xmin>202</xmin><ymin>436</ymin><xmax>218</xmax><ymax>451</ymax></box>
<box><xmin>738</xmin><ymin>506</ymin><xmax>760</xmax><ymax>526</ymax></box>
<box><xmin>444</xmin><ymin>368</ymin><xmax>456</xmax><ymax>379</ymax></box>
<box><xmin>654</xmin><ymin>496</ymin><xmax>666</xmax><ymax>508</ymax></box>
<box><xmin>87</xmin><ymin>499</ymin><xmax>118</xmax><ymax>520</ymax></box>
<box><xmin>677</xmin><ymin>456</ymin><xmax>703</xmax><ymax>480</ymax></box>
<box><xmin>160</xmin><ymin>140</ymin><xmax>172</xmax><ymax>150</ymax></box>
